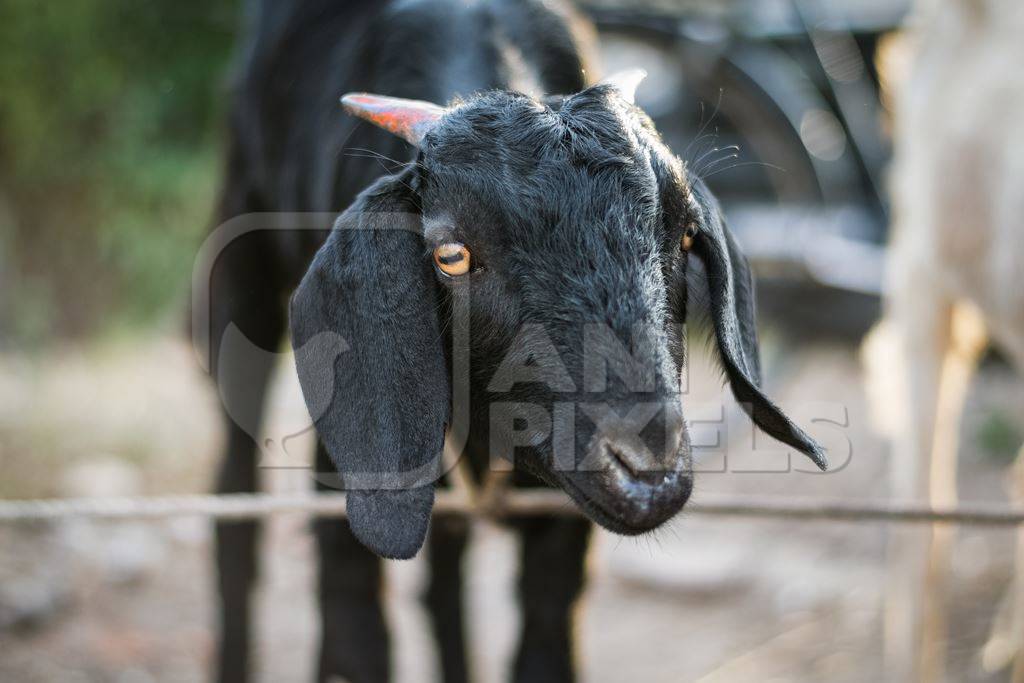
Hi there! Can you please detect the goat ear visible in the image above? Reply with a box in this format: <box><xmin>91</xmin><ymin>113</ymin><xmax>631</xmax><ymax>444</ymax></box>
<box><xmin>689</xmin><ymin>180</ymin><xmax>828</xmax><ymax>470</ymax></box>
<box><xmin>290</xmin><ymin>169</ymin><xmax>448</xmax><ymax>559</ymax></box>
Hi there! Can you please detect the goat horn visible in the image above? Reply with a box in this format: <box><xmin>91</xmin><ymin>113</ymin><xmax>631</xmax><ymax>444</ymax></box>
<box><xmin>341</xmin><ymin>93</ymin><xmax>445</xmax><ymax>147</ymax></box>
<box><xmin>597</xmin><ymin>69</ymin><xmax>647</xmax><ymax>105</ymax></box>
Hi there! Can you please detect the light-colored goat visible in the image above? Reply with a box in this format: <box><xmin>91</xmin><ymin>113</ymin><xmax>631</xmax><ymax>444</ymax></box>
<box><xmin>866</xmin><ymin>0</ymin><xmax>1024</xmax><ymax>680</ymax></box>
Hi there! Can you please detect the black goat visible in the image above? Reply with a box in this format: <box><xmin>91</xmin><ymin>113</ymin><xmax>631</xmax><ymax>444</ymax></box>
<box><xmin>207</xmin><ymin>1</ymin><xmax>826</xmax><ymax>682</ymax></box>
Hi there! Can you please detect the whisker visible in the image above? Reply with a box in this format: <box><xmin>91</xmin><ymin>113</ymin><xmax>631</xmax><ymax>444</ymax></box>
<box><xmin>344</xmin><ymin>147</ymin><xmax>410</xmax><ymax>167</ymax></box>
<box><xmin>686</xmin><ymin>129</ymin><xmax>719</xmax><ymax>165</ymax></box>
<box><xmin>701</xmin><ymin>160</ymin><xmax>787</xmax><ymax>180</ymax></box>
<box><xmin>684</xmin><ymin>89</ymin><xmax>724</xmax><ymax>157</ymax></box>
<box><xmin>686</xmin><ymin>130</ymin><xmax>718</xmax><ymax>156</ymax></box>
<box><xmin>697</xmin><ymin>153</ymin><xmax>739</xmax><ymax>178</ymax></box>
<box><xmin>693</xmin><ymin>143</ymin><xmax>739</xmax><ymax>175</ymax></box>
<box><xmin>349</xmin><ymin>152</ymin><xmax>421</xmax><ymax>195</ymax></box>
<box><xmin>687</xmin><ymin>137</ymin><xmax>718</xmax><ymax>169</ymax></box>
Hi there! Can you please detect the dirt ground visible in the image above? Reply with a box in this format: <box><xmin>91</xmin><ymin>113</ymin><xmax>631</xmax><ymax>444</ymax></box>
<box><xmin>1</xmin><ymin>324</ymin><xmax>1022</xmax><ymax>683</ymax></box>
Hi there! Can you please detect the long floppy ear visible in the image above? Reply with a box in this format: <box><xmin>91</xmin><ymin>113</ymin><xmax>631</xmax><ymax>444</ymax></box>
<box><xmin>290</xmin><ymin>168</ymin><xmax>449</xmax><ymax>558</ymax></box>
<box><xmin>689</xmin><ymin>179</ymin><xmax>828</xmax><ymax>470</ymax></box>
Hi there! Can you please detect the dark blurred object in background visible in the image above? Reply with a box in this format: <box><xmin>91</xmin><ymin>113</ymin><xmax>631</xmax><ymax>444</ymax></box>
<box><xmin>585</xmin><ymin>0</ymin><xmax>910</xmax><ymax>340</ymax></box>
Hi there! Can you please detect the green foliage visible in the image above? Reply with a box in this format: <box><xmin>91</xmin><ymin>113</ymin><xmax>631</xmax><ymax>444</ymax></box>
<box><xmin>0</xmin><ymin>0</ymin><xmax>239</xmax><ymax>344</ymax></box>
<box><xmin>976</xmin><ymin>411</ymin><xmax>1023</xmax><ymax>465</ymax></box>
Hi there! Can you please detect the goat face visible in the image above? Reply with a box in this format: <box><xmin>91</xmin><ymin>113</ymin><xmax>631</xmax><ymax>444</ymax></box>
<box><xmin>290</xmin><ymin>81</ymin><xmax>826</xmax><ymax>559</ymax></box>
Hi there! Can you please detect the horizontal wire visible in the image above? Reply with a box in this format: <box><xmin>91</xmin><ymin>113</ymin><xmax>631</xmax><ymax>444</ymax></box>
<box><xmin>1</xmin><ymin>491</ymin><xmax>1023</xmax><ymax>526</ymax></box>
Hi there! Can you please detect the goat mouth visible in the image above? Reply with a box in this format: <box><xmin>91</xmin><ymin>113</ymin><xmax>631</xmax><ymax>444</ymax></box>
<box><xmin>551</xmin><ymin>452</ymin><xmax>693</xmax><ymax>535</ymax></box>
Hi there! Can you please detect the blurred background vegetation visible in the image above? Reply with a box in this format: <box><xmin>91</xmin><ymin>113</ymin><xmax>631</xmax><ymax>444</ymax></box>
<box><xmin>0</xmin><ymin>0</ymin><xmax>239</xmax><ymax>347</ymax></box>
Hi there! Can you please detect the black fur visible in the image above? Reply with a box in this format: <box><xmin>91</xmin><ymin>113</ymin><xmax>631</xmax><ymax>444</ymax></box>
<box><xmin>209</xmin><ymin>1</ymin><xmax>824</xmax><ymax>681</ymax></box>
<box><xmin>291</xmin><ymin>169</ymin><xmax>447</xmax><ymax>559</ymax></box>
<box><xmin>686</xmin><ymin>179</ymin><xmax>827</xmax><ymax>468</ymax></box>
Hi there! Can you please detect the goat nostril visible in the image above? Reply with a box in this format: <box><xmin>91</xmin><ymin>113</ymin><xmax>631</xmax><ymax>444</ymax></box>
<box><xmin>605</xmin><ymin>443</ymin><xmax>637</xmax><ymax>477</ymax></box>
<box><xmin>604</xmin><ymin>442</ymin><xmax>665</xmax><ymax>485</ymax></box>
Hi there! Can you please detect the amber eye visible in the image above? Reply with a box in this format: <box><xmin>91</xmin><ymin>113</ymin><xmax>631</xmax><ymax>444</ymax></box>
<box><xmin>433</xmin><ymin>242</ymin><xmax>471</xmax><ymax>276</ymax></box>
<box><xmin>681</xmin><ymin>227</ymin><xmax>695</xmax><ymax>252</ymax></box>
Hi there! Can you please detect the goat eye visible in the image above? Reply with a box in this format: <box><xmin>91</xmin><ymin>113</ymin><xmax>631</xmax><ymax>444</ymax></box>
<box><xmin>681</xmin><ymin>226</ymin><xmax>696</xmax><ymax>252</ymax></box>
<box><xmin>434</xmin><ymin>242</ymin><xmax>471</xmax><ymax>276</ymax></box>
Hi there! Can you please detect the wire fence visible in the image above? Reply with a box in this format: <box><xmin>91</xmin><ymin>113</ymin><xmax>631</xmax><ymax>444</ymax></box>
<box><xmin>3</xmin><ymin>490</ymin><xmax>1024</xmax><ymax>526</ymax></box>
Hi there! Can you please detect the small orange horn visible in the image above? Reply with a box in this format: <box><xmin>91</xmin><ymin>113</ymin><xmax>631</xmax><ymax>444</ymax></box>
<box><xmin>597</xmin><ymin>69</ymin><xmax>647</xmax><ymax>105</ymax></box>
<box><xmin>341</xmin><ymin>93</ymin><xmax>445</xmax><ymax>147</ymax></box>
